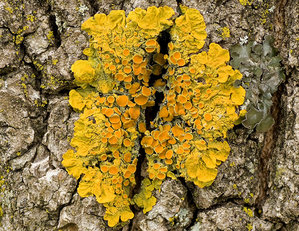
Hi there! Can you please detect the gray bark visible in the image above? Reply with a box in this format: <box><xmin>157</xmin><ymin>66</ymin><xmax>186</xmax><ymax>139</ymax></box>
<box><xmin>0</xmin><ymin>0</ymin><xmax>298</xmax><ymax>230</ymax></box>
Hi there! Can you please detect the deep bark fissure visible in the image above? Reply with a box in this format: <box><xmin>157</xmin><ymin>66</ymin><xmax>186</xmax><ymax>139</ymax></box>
<box><xmin>48</xmin><ymin>14</ymin><xmax>62</xmax><ymax>48</ymax></box>
<box><xmin>129</xmin><ymin>29</ymin><xmax>171</xmax><ymax>227</ymax></box>
<box><xmin>87</xmin><ymin>0</ymin><xmax>100</xmax><ymax>15</ymax></box>
<box><xmin>255</xmin><ymin>82</ymin><xmax>285</xmax><ymax>211</ymax></box>
<box><xmin>56</xmin><ymin>179</ymin><xmax>80</xmax><ymax>228</ymax></box>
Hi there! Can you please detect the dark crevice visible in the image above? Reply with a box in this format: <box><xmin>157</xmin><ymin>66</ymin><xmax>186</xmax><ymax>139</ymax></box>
<box><xmin>129</xmin><ymin>29</ymin><xmax>172</xmax><ymax>226</ymax></box>
<box><xmin>177</xmin><ymin>178</ymin><xmax>198</xmax><ymax>230</ymax></box>
<box><xmin>131</xmin><ymin>142</ymin><xmax>146</xmax><ymax>198</ymax></box>
<box><xmin>176</xmin><ymin>0</ymin><xmax>182</xmax><ymax>5</ymax></box>
<box><xmin>255</xmin><ymin>81</ymin><xmax>285</xmax><ymax>211</ymax></box>
<box><xmin>145</xmin><ymin>91</ymin><xmax>164</xmax><ymax>131</ymax></box>
<box><xmin>120</xmin><ymin>0</ymin><xmax>126</xmax><ymax>10</ymax></box>
<box><xmin>49</xmin><ymin>14</ymin><xmax>61</xmax><ymax>48</ymax></box>
<box><xmin>216</xmin><ymin>0</ymin><xmax>230</xmax><ymax>6</ymax></box>
<box><xmin>87</xmin><ymin>0</ymin><xmax>100</xmax><ymax>15</ymax></box>
<box><xmin>176</xmin><ymin>0</ymin><xmax>183</xmax><ymax>14</ymax></box>
<box><xmin>145</xmin><ymin>29</ymin><xmax>171</xmax><ymax>131</ymax></box>
<box><xmin>56</xmin><ymin>179</ymin><xmax>80</xmax><ymax>228</ymax></box>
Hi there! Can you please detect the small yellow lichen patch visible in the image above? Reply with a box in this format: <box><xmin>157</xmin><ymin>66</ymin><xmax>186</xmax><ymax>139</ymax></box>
<box><xmin>239</xmin><ymin>0</ymin><xmax>253</xmax><ymax>6</ymax></box>
<box><xmin>220</xmin><ymin>26</ymin><xmax>230</xmax><ymax>38</ymax></box>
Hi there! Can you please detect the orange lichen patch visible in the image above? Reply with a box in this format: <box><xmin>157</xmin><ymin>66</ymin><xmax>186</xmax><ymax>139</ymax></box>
<box><xmin>165</xmin><ymin>159</ymin><xmax>173</xmax><ymax>165</ymax></box>
<box><xmin>109</xmin><ymin>136</ymin><xmax>118</xmax><ymax>144</ymax></box>
<box><xmin>134</xmin><ymin>95</ymin><xmax>148</xmax><ymax>106</ymax></box>
<box><xmin>176</xmin><ymin>146</ymin><xmax>185</xmax><ymax>154</ymax></box>
<box><xmin>141</xmin><ymin>86</ymin><xmax>151</xmax><ymax>97</ymax></box>
<box><xmin>113</xmin><ymin>151</ymin><xmax>120</xmax><ymax>158</ymax></box>
<box><xmin>166</xmin><ymin>68</ymin><xmax>173</xmax><ymax>77</ymax></box>
<box><xmin>141</xmin><ymin>136</ymin><xmax>154</xmax><ymax>146</ymax></box>
<box><xmin>171</xmin><ymin>125</ymin><xmax>184</xmax><ymax>137</ymax></box>
<box><xmin>177</xmin><ymin>95</ymin><xmax>187</xmax><ymax>104</ymax></box>
<box><xmin>182</xmin><ymin>142</ymin><xmax>191</xmax><ymax>149</ymax></box>
<box><xmin>198</xmin><ymin>102</ymin><xmax>204</xmax><ymax>108</ymax></box>
<box><xmin>159</xmin><ymin>106</ymin><xmax>169</xmax><ymax>118</ymax></box>
<box><xmin>112</xmin><ymin>122</ymin><xmax>122</xmax><ymax>130</ymax></box>
<box><xmin>123</xmin><ymin>48</ymin><xmax>130</xmax><ymax>56</ymax></box>
<box><xmin>109</xmin><ymin>115</ymin><xmax>121</xmax><ymax>123</ymax></box>
<box><xmin>109</xmin><ymin>64</ymin><xmax>116</xmax><ymax>71</ymax></box>
<box><xmin>129</xmin><ymin>106</ymin><xmax>140</xmax><ymax>120</ymax></box>
<box><xmin>115</xmin><ymin>73</ymin><xmax>125</xmax><ymax>81</ymax></box>
<box><xmin>116</xmin><ymin>95</ymin><xmax>129</xmax><ymax>107</ymax></box>
<box><xmin>184</xmin><ymin>133</ymin><xmax>193</xmax><ymax>140</ymax></box>
<box><xmin>138</xmin><ymin>122</ymin><xmax>147</xmax><ymax>133</ymax></box>
<box><xmin>149</xmin><ymin>172</ymin><xmax>155</xmax><ymax>179</ymax></box>
<box><xmin>123</xmin><ymin>138</ymin><xmax>132</xmax><ymax>147</ymax></box>
<box><xmin>173</xmin><ymin>51</ymin><xmax>181</xmax><ymax>60</ymax></box>
<box><xmin>159</xmin><ymin>152</ymin><xmax>166</xmax><ymax>159</ymax></box>
<box><xmin>101</xmin><ymin>154</ymin><xmax>108</xmax><ymax>161</ymax></box>
<box><xmin>160</xmin><ymin>167</ymin><xmax>167</xmax><ymax>172</ymax></box>
<box><xmin>97</xmin><ymin>97</ymin><xmax>106</xmax><ymax>104</ymax></box>
<box><xmin>102</xmin><ymin>137</ymin><xmax>108</xmax><ymax>143</ymax></box>
<box><xmin>177</xmin><ymin>58</ymin><xmax>186</xmax><ymax>66</ymax></box>
<box><xmin>124</xmin><ymin>170</ymin><xmax>131</xmax><ymax>178</ymax></box>
<box><xmin>182</xmin><ymin>74</ymin><xmax>190</xmax><ymax>81</ymax></box>
<box><xmin>124</xmin><ymin>153</ymin><xmax>131</xmax><ymax>163</ymax></box>
<box><xmin>168</xmin><ymin>42</ymin><xmax>174</xmax><ymax>50</ymax></box>
<box><xmin>133</xmin><ymin>54</ymin><xmax>143</xmax><ymax>64</ymax></box>
<box><xmin>189</xmin><ymin>67</ymin><xmax>196</xmax><ymax>74</ymax></box>
<box><xmin>103</xmin><ymin>108</ymin><xmax>114</xmax><ymax>117</ymax></box>
<box><xmin>158</xmin><ymin>130</ymin><xmax>170</xmax><ymax>142</ymax></box>
<box><xmin>114</xmin><ymin>129</ymin><xmax>122</xmax><ymax>138</ymax></box>
<box><xmin>101</xmin><ymin>165</ymin><xmax>109</xmax><ymax>173</ymax></box>
<box><xmin>107</xmin><ymin>95</ymin><xmax>115</xmax><ymax>104</ymax></box>
<box><xmin>145</xmin><ymin>47</ymin><xmax>156</xmax><ymax>53</ymax></box>
<box><xmin>125</xmin><ymin>83</ymin><xmax>132</xmax><ymax>89</ymax></box>
<box><xmin>145</xmin><ymin>147</ymin><xmax>154</xmax><ymax>155</ymax></box>
<box><xmin>169</xmin><ymin>55</ymin><xmax>177</xmax><ymax>64</ymax></box>
<box><xmin>184</xmin><ymin>101</ymin><xmax>192</xmax><ymax>110</ymax></box>
<box><xmin>109</xmin><ymin>166</ymin><xmax>119</xmax><ymax>175</ymax></box>
<box><xmin>153</xmin><ymin>163</ymin><xmax>160</xmax><ymax>170</ymax></box>
<box><xmin>165</xmin><ymin>150</ymin><xmax>173</xmax><ymax>159</ymax></box>
<box><xmin>123</xmin><ymin>180</ymin><xmax>130</xmax><ymax>186</ymax></box>
<box><xmin>204</xmin><ymin>113</ymin><xmax>213</xmax><ymax>121</ymax></box>
<box><xmin>157</xmin><ymin>172</ymin><xmax>166</xmax><ymax>180</ymax></box>
<box><xmin>113</xmin><ymin>107</ymin><xmax>121</xmax><ymax>115</ymax></box>
<box><xmin>124</xmin><ymin>66</ymin><xmax>132</xmax><ymax>74</ymax></box>
<box><xmin>133</xmin><ymin>66</ymin><xmax>142</xmax><ymax>75</ymax></box>
<box><xmin>124</xmin><ymin>75</ymin><xmax>133</xmax><ymax>82</ymax></box>
<box><xmin>128</xmin><ymin>164</ymin><xmax>136</xmax><ymax>173</ymax></box>
<box><xmin>128</xmin><ymin>82</ymin><xmax>140</xmax><ymax>95</ymax></box>
<box><xmin>122</xmin><ymin>59</ymin><xmax>129</xmax><ymax>65</ymax></box>
<box><xmin>154</xmin><ymin>145</ymin><xmax>165</xmax><ymax>154</ymax></box>
<box><xmin>145</xmin><ymin>39</ymin><xmax>157</xmax><ymax>47</ymax></box>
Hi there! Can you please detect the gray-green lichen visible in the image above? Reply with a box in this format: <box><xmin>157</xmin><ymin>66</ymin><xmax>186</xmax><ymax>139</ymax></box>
<box><xmin>230</xmin><ymin>35</ymin><xmax>285</xmax><ymax>132</ymax></box>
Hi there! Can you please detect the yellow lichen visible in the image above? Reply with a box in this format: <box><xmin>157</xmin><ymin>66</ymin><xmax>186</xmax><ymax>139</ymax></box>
<box><xmin>220</xmin><ymin>26</ymin><xmax>230</xmax><ymax>38</ymax></box>
<box><xmin>63</xmin><ymin>5</ymin><xmax>245</xmax><ymax>227</ymax></box>
<box><xmin>239</xmin><ymin>0</ymin><xmax>253</xmax><ymax>6</ymax></box>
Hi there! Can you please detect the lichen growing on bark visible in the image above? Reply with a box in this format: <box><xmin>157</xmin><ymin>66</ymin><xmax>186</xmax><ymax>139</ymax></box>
<box><xmin>62</xmin><ymin>5</ymin><xmax>246</xmax><ymax>227</ymax></box>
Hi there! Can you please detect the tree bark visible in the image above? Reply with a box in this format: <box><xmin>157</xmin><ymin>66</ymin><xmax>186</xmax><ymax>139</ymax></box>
<box><xmin>0</xmin><ymin>0</ymin><xmax>298</xmax><ymax>230</ymax></box>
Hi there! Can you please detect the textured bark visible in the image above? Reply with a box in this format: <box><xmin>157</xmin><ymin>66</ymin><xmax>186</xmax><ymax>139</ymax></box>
<box><xmin>0</xmin><ymin>0</ymin><xmax>298</xmax><ymax>230</ymax></box>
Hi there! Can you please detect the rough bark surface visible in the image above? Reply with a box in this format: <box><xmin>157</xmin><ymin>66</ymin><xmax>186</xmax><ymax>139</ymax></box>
<box><xmin>0</xmin><ymin>0</ymin><xmax>298</xmax><ymax>230</ymax></box>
